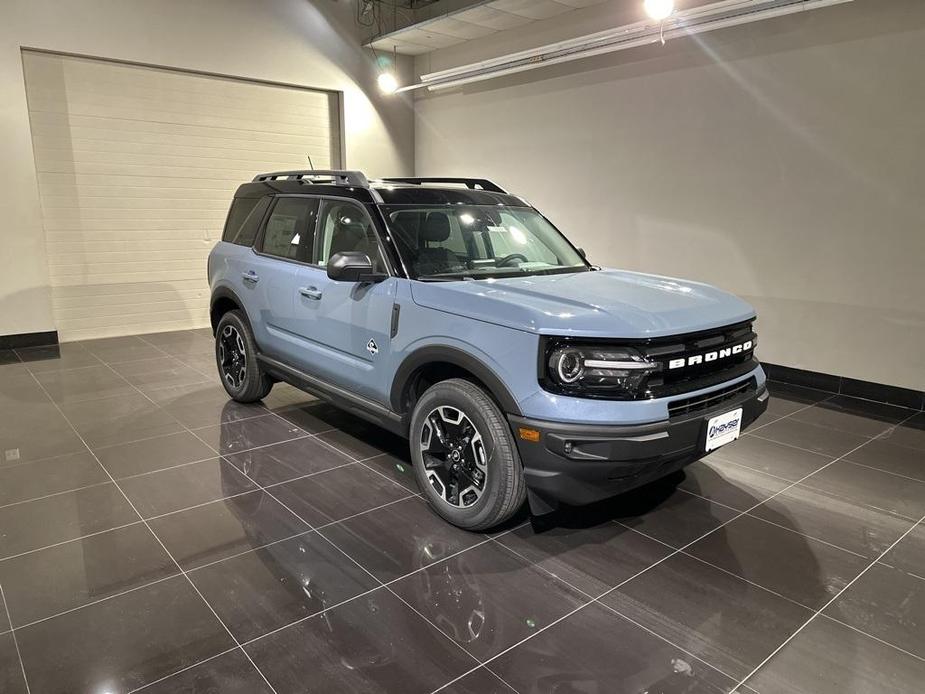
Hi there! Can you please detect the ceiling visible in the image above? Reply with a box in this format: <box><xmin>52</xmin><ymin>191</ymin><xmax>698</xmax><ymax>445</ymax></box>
<box><xmin>366</xmin><ymin>0</ymin><xmax>611</xmax><ymax>55</ymax></box>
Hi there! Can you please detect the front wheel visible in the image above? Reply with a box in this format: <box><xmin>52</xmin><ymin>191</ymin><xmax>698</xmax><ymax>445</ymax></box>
<box><xmin>215</xmin><ymin>310</ymin><xmax>273</xmax><ymax>403</ymax></box>
<box><xmin>410</xmin><ymin>379</ymin><xmax>526</xmax><ymax>531</ymax></box>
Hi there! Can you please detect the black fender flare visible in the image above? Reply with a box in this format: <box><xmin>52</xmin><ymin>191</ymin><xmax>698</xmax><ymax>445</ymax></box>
<box><xmin>390</xmin><ymin>346</ymin><xmax>523</xmax><ymax>417</ymax></box>
<box><xmin>209</xmin><ymin>286</ymin><xmax>248</xmax><ymax>331</ymax></box>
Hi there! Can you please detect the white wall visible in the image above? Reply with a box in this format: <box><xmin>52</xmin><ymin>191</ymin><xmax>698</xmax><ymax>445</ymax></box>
<box><xmin>0</xmin><ymin>0</ymin><xmax>414</xmax><ymax>338</ymax></box>
<box><xmin>415</xmin><ymin>0</ymin><xmax>925</xmax><ymax>391</ymax></box>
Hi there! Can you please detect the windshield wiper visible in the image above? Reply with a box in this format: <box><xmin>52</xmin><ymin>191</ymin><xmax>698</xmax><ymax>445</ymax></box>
<box><xmin>416</xmin><ymin>274</ymin><xmax>475</xmax><ymax>282</ymax></box>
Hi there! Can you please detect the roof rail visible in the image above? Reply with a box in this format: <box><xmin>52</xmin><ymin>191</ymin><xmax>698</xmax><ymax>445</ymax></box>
<box><xmin>379</xmin><ymin>177</ymin><xmax>506</xmax><ymax>194</ymax></box>
<box><xmin>252</xmin><ymin>170</ymin><xmax>370</xmax><ymax>188</ymax></box>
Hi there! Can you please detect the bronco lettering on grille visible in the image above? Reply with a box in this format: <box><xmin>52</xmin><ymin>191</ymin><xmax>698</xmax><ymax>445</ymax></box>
<box><xmin>668</xmin><ymin>340</ymin><xmax>753</xmax><ymax>370</ymax></box>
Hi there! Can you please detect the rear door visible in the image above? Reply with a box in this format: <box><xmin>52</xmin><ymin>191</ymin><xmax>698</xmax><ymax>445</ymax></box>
<box><xmin>248</xmin><ymin>196</ymin><xmax>320</xmax><ymax>360</ymax></box>
<box><xmin>295</xmin><ymin>198</ymin><xmax>397</xmax><ymax>401</ymax></box>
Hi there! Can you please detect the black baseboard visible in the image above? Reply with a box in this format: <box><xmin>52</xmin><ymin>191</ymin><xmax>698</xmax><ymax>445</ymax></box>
<box><xmin>0</xmin><ymin>330</ymin><xmax>59</xmax><ymax>350</ymax></box>
<box><xmin>763</xmin><ymin>362</ymin><xmax>924</xmax><ymax>411</ymax></box>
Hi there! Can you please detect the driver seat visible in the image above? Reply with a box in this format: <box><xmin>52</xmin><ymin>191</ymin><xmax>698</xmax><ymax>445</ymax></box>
<box><xmin>415</xmin><ymin>213</ymin><xmax>462</xmax><ymax>275</ymax></box>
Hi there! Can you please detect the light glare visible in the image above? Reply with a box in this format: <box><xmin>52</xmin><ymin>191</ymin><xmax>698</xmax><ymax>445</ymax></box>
<box><xmin>377</xmin><ymin>72</ymin><xmax>398</xmax><ymax>94</ymax></box>
<box><xmin>644</xmin><ymin>0</ymin><xmax>674</xmax><ymax>21</ymax></box>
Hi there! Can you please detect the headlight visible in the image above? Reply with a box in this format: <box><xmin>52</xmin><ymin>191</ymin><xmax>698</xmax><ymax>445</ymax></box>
<box><xmin>545</xmin><ymin>344</ymin><xmax>660</xmax><ymax>398</ymax></box>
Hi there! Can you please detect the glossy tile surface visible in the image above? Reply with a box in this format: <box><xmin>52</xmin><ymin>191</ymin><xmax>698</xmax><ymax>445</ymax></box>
<box><xmin>602</xmin><ymin>552</ymin><xmax>812</xmax><ymax>680</ymax></box>
<box><xmin>271</xmin><ymin>462</ymin><xmax>413</xmax><ymax>527</ymax></box>
<box><xmin>495</xmin><ymin>515</ymin><xmax>672</xmax><ymax>596</ymax></box>
<box><xmin>686</xmin><ymin>514</ymin><xmax>868</xmax><ymax>609</ymax></box>
<box><xmin>140</xmin><ymin>648</ymin><xmax>274</xmax><ymax>694</ymax></box>
<box><xmin>15</xmin><ymin>575</ymin><xmax>234</xmax><ymax>694</ymax></box>
<box><xmin>192</xmin><ymin>413</ymin><xmax>305</xmax><ymax>454</ymax></box>
<box><xmin>678</xmin><ymin>458</ymin><xmax>791</xmax><ymax>511</ymax></box>
<box><xmin>189</xmin><ymin>531</ymin><xmax>378</xmax><ymax>642</ymax></box>
<box><xmin>245</xmin><ymin>588</ymin><xmax>478</xmax><ymax>693</ymax></box>
<box><xmin>823</xmin><ymin>562</ymin><xmax>925</xmax><ymax>657</ymax></box>
<box><xmin>224</xmin><ymin>436</ymin><xmax>353</xmax><ymax>487</ymax></box>
<box><xmin>0</xmin><ymin>633</ymin><xmax>27</xmax><ymax>694</ymax></box>
<box><xmin>0</xmin><ymin>337</ymin><xmax>921</xmax><ymax>693</ymax></box>
<box><xmin>491</xmin><ymin>602</ymin><xmax>741</xmax><ymax>693</ymax></box>
<box><xmin>709</xmin><ymin>434</ymin><xmax>833</xmax><ymax>482</ymax></box>
<box><xmin>0</xmin><ymin>451</ymin><xmax>108</xmax><ymax>506</ymax></box>
<box><xmin>147</xmin><ymin>490</ymin><xmax>309</xmax><ymax>569</ymax></box>
<box><xmin>0</xmin><ymin>483</ymin><xmax>138</xmax><ymax>559</ymax></box>
<box><xmin>94</xmin><ymin>430</ymin><xmax>216</xmax><ymax>478</ymax></box>
<box><xmin>0</xmin><ymin>523</ymin><xmax>176</xmax><ymax>627</ymax></box>
<box><xmin>320</xmin><ymin>497</ymin><xmax>483</xmax><ymax>582</ymax></box>
<box><xmin>391</xmin><ymin>542</ymin><xmax>588</xmax><ymax>661</ymax></box>
<box><xmin>844</xmin><ymin>437</ymin><xmax>925</xmax><ymax>481</ymax></box>
<box><xmin>118</xmin><ymin>457</ymin><xmax>255</xmax><ymax>518</ymax></box>
<box><xmin>747</xmin><ymin>616</ymin><xmax>925</xmax><ymax>694</ymax></box>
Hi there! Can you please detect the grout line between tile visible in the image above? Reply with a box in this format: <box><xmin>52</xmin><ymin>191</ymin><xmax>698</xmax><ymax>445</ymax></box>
<box><xmin>126</xmin><ymin>645</ymin><xmax>242</xmax><ymax>693</ymax></box>
<box><xmin>670</xmin><ymin>486</ymin><xmax>871</xmax><ymax>559</ymax></box>
<box><xmin>840</xmin><ymin>458</ymin><xmax>925</xmax><ymax>485</ymax></box>
<box><xmin>11</xmin><ymin>571</ymin><xmax>183</xmax><ymax>632</ymax></box>
<box><xmin>731</xmin><ymin>512</ymin><xmax>925</xmax><ymax>692</ymax></box>
<box><xmin>0</xmin><ymin>479</ymin><xmax>115</xmax><ymax>512</ymax></box>
<box><xmin>96</xmin><ymin>348</ymin><xmax>449</xmax><ymax>692</ymax></box>
<box><xmin>26</xmin><ymin>365</ymin><xmax>282</xmax><ymax>694</ymax></box>
<box><xmin>431</xmin><ymin>409</ymin><xmax>922</xmax><ymax>694</ymax></box>
<box><xmin>818</xmin><ymin>613</ymin><xmax>925</xmax><ymax>664</ymax></box>
<box><xmin>488</xmin><ymin>536</ymin><xmax>752</xmax><ymax>688</ymax></box>
<box><xmin>0</xmin><ymin>583</ymin><xmax>31</xmax><ymax>693</ymax></box>
<box><xmin>12</xmin><ymin>336</ymin><xmax>917</xmax><ymax>693</ymax></box>
<box><xmin>747</xmin><ymin>395</ymin><xmax>832</xmax><ymax>433</ymax></box>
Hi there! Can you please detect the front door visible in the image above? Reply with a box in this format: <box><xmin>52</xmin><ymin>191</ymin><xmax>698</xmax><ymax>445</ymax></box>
<box><xmin>295</xmin><ymin>199</ymin><xmax>396</xmax><ymax>401</ymax></box>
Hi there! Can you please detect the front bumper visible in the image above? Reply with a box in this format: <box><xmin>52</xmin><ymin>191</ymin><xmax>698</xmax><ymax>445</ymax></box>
<box><xmin>509</xmin><ymin>381</ymin><xmax>769</xmax><ymax>513</ymax></box>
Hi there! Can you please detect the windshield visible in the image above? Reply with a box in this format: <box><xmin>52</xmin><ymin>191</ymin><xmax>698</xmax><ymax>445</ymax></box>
<box><xmin>382</xmin><ymin>205</ymin><xmax>589</xmax><ymax>280</ymax></box>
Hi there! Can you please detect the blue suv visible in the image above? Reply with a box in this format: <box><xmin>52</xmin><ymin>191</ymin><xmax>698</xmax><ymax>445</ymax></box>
<box><xmin>208</xmin><ymin>170</ymin><xmax>768</xmax><ymax>530</ymax></box>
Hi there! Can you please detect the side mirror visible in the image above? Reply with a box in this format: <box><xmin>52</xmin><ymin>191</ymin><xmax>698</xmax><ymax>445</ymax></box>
<box><xmin>577</xmin><ymin>247</ymin><xmax>587</xmax><ymax>259</ymax></box>
<box><xmin>326</xmin><ymin>251</ymin><xmax>386</xmax><ymax>283</ymax></box>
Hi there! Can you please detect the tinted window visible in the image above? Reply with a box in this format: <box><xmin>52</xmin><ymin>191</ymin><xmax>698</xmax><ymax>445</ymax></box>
<box><xmin>315</xmin><ymin>200</ymin><xmax>385</xmax><ymax>272</ymax></box>
<box><xmin>233</xmin><ymin>196</ymin><xmax>271</xmax><ymax>247</ymax></box>
<box><xmin>260</xmin><ymin>197</ymin><xmax>320</xmax><ymax>261</ymax></box>
<box><xmin>222</xmin><ymin>197</ymin><xmax>259</xmax><ymax>244</ymax></box>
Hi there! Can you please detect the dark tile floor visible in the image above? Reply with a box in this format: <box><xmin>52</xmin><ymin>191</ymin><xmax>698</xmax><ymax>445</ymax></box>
<box><xmin>1</xmin><ymin>331</ymin><xmax>923</xmax><ymax>693</ymax></box>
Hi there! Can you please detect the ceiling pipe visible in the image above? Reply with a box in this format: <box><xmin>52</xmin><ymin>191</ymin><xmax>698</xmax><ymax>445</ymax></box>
<box><xmin>395</xmin><ymin>0</ymin><xmax>852</xmax><ymax>93</ymax></box>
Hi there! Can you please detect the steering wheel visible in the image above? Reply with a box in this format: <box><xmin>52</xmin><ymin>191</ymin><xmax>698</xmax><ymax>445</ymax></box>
<box><xmin>496</xmin><ymin>253</ymin><xmax>529</xmax><ymax>267</ymax></box>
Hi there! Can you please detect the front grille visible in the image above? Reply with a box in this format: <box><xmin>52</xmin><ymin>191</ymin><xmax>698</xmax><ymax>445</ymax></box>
<box><xmin>641</xmin><ymin>320</ymin><xmax>758</xmax><ymax>399</ymax></box>
<box><xmin>668</xmin><ymin>378</ymin><xmax>755</xmax><ymax>418</ymax></box>
<box><xmin>538</xmin><ymin>320</ymin><xmax>759</xmax><ymax>400</ymax></box>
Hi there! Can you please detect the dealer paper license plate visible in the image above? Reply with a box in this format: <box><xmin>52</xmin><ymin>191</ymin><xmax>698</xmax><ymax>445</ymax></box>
<box><xmin>705</xmin><ymin>408</ymin><xmax>743</xmax><ymax>452</ymax></box>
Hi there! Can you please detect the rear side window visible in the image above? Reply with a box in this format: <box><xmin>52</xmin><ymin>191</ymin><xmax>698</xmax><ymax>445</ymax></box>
<box><xmin>222</xmin><ymin>196</ymin><xmax>270</xmax><ymax>246</ymax></box>
<box><xmin>259</xmin><ymin>197</ymin><xmax>320</xmax><ymax>262</ymax></box>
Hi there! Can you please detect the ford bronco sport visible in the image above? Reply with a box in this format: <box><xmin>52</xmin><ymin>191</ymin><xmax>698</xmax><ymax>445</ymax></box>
<box><xmin>208</xmin><ymin>170</ymin><xmax>768</xmax><ymax>530</ymax></box>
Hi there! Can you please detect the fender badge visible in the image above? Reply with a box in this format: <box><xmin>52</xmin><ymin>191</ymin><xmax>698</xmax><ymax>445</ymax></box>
<box><xmin>366</xmin><ymin>339</ymin><xmax>379</xmax><ymax>356</ymax></box>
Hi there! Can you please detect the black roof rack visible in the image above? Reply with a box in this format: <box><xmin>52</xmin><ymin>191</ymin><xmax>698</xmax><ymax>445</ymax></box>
<box><xmin>378</xmin><ymin>177</ymin><xmax>506</xmax><ymax>194</ymax></box>
<box><xmin>252</xmin><ymin>170</ymin><xmax>370</xmax><ymax>187</ymax></box>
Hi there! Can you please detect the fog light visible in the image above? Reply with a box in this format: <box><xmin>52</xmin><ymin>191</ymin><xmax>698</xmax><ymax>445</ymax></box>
<box><xmin>564</xmin><ymin>441</ymin><xmax>573</xmax><ymax>454</ymax></box>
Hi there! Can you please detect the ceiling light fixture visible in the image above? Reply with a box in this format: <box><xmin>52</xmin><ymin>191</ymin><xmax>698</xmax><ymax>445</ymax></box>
<box><xmin>378</xmin><ymin>72</ymin><xmax>399</xmax><ymax>94</ymax></box>
<box><xmin>395</xmin><ymin>0</ymin><xmax>852</xmax><ymax>93</ymax></box>
<box><xmin>644</xmin><ymin>0</ymin><xmax>675</xmax><ymax>21</ymax></box>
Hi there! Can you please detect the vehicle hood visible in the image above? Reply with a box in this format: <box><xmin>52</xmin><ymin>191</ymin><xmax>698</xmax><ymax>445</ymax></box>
<box><xmin>409</xmin><ymin>269</ymin><xmax>755</xmax><ymax>338</ymax></box>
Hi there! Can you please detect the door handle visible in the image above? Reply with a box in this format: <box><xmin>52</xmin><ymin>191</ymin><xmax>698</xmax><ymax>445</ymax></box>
<box><xmin>299</xmin><ymin>287</ymin><xmax>323</xmax><ymax>300</ymax></box>
<box><xmin>241</xmin><ymin>271</ymin><xmax>259</xmax><ymax>283</ymax></box>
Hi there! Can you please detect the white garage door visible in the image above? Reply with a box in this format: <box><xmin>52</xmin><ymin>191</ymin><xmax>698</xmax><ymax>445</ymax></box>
<box><xmin>22</xmin><ymin>50</ymin><xmax>341</xmax><ymax>341</ymax></box>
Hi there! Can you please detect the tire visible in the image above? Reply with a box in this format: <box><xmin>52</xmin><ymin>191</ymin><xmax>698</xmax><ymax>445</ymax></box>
<box><xmin>410</xmin><ymin>378</ymin><xmax>526</xmax><ymax>531</ymax></box>
<box><xmin>215</xmin><ymin>310</ymin><xmax>273</xmax><ymax>403</ymax></box>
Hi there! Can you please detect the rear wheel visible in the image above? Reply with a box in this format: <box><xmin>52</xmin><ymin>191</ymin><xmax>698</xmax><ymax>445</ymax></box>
<box><xmin>215</xmin><ymin>310</ymin><xmax>272</xmax><ymax>403</ymax></box>
<box><xmin>410</xmin><ymin>378</ymin><xmax>525</xmax><ymax>531</ymax></box>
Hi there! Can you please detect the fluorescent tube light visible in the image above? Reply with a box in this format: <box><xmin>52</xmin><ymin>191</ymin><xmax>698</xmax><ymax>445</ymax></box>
<box><xmin>396</xmin><ymin>0</ymin><xmax>852</xmax><ymax>93</ymax></box>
